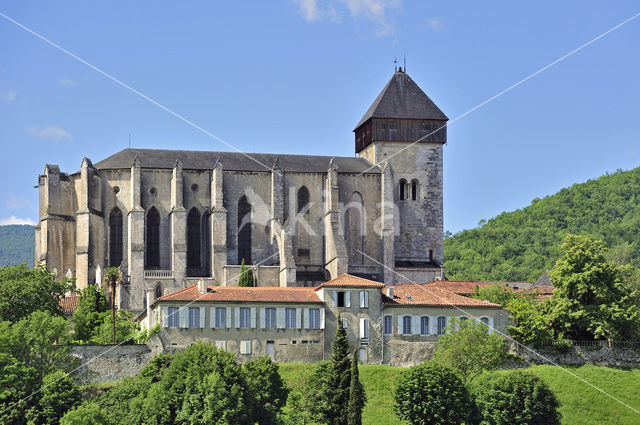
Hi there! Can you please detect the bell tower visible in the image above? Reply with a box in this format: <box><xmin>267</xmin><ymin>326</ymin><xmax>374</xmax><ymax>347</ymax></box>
<box><xmin>355</xmin><ymin>68</ymin><xmax>448</xmax><ymax>281</ymax></box>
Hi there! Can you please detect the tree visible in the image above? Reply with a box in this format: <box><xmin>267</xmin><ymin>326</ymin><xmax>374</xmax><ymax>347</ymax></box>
<box><xmin>322</xmin><ymin>314</ymin><xmax>351</xmax><ymax>425</ymax></box>
<box><xmin>506</xmin><ymin>295</ymin><xmax>553</xmax><ymax>345</ymax></box>
<box><xmin>26</xmin><ymin>370</ymin><xmax>81</xmax><ymax>425</ymax></box>
<box><xmin>548</xmin><ymin>234</ymin><xmax>640</xmax><ymax>340</ymax></box>
<box><xmin>347</xmin><ymin>348</ymin><xmax>366</xmax><ymax>425</ymax></box>
<box><xmin>72</xmin><ymin>284</ymin><xmax>109</xmax><ymax>342</ymax></box>
<box><xmin>0</xmin><ymin>352</ymin><xmax>39</xmax><ymax>425</ymax></box>
<box><xmin>104</xmin><ymin>267</ymin><xmax>122</xmax><ymax>344</ymax></box>
<box><xmin>91</xmin><ymin>310</ymin><xmax>138</xmax><ymax>344</ymax></box>
<box><xmin>60</xmin><ymin>403</ymin><xmax>110</xmax><ymax>425</ymax></box>
<box><xmin>394</xmin><ymin>362</ymin><xmax>477</xmax><ymax>425</ymax></box>
<box><xmin>471</xmin><ymin>370</ymin><xmax>561</xmax><ymax>425</ymax></box>
<box><xmin>238</xmin><ymin>259</ymin><xmax>254</xmax><ymax>287</ymax></box>
<box><xmin>432</xmin><ymin>318</ymin><xmax>508</xmax><ymax>383</ymax></box>
<box><xmin>242</xmin><ymin>355</ymin><xmax>288</xmax><ymax>424</ymax></box>
<box><xmin>0</xmin><ymin>264</ymin><xmax>73</xmax><ymax>323</ymax></box>
<box><xmin>279</xmin><ymin>391</ymin><xmax>314</xmax><ymax>425</ymax></box>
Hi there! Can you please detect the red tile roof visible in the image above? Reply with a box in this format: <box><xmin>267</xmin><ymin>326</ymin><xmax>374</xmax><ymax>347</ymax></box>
<box><xmin>318</xmin><ymin>274</ymin><xmax>385</xmax><ymax>289</ymax></box>
<box><xmin>418</xmin><ymin>281</ymin><xmax>554</xmax><ymax>296</ymax></box>
<box><xmin>155</xmin><ymin>285</ymin><xmax>322</xmax><ymax>304</ymax></box>
<box><xmin>383</xmin><ymin>283</ymin><xmax>500</xmax><ymax>308</ymax></box>
<box><xmin>59</xmin><ymin>295</ymin><xmax>78</xmax><ymax>315</ymax></box>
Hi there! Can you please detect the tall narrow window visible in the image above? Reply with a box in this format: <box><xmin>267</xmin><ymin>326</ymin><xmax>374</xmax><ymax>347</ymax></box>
<box><xmin>345</xmin><ymin>192</ymin><xmax>364</xmax><ymax>264</ymax></box>
<box><xmin>285</xmin><ymin>308</ymin><xmax>296</xmax><ymax>329</ymax></box>
<box><xmin>411</xmin><ymin>179</ymin><xmax>419</xmax><ymax>201</ymax></box>
<box><xmin>296</xmin><ymin>186</ymin><xmax>311</xmax><ymax>262</ymax></box>
<box><xmin>420</xmin><ymin>316</ymin><xmax>429</xmax><ymax>335</ymax></box>
<box><xmin>109</xmin><ymin>207</ymin><xmax>123</xmax><ymax>267</ymax></box>
<box><xmin>437</xmin><ymin>316</ymin><xmax>447</xmax><ymax>335</ymax></box>
<box><xmin>384</xmin><ymin>315</ymin><xmax>392</xmax><ymax>335</ymax></box>
<box><xmin>399</xmin><ymin>179</ymin><xmax>407</xmax><ymax>200</ymax></box>
<box><xmin>309</xmin><ymin>309</ymin><xmax>320</xmax><ymax>329</ymax></box>
<box><xmin>265</xmin><ymin>308</ymin><xmax>276</xmax><ymax>328</ymax></box>
<box><xmin>146</xmin><ymin>207</ymin><xmax>160</xmax><ymax>268</ymax></box>
<box><xmin>187</xmin><ymin>208</ymin><xmax>201</xmax><ymax>269</ymax></box>
<box><xmin>237</xmin><ymin>195</ymin><xmax>252</xmax><ymax>264</ymax></box>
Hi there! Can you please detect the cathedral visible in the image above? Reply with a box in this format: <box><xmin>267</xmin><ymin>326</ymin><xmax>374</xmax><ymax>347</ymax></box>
<box><xmin>35</xmin><ymin>68</ymin><xmax>448</xmax><ymax>313</ymax></box>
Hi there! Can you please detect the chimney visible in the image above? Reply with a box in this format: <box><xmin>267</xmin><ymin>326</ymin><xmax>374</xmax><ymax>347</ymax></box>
<box><xmin>386</xmin><ymin>287</ymin><xmax>394</xmax><ymax>298</ymax></box>
<box><xmin>198</xmin><ymin>279</ymin><xmax>207</xmax><ymax>294</ymax></box>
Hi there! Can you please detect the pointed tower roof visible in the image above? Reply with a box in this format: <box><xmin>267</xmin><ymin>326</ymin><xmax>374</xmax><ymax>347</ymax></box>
<box><xmin>354</xmin><ymin>70</ymin><xmax>448</xmax><ymax>130</ymax></box>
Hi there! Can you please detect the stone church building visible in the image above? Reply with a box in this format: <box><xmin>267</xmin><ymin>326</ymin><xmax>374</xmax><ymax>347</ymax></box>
<box><xmin>35</xmin><ymin>68</ymin><xmax>448</xmax><ymax>313</ymax></box>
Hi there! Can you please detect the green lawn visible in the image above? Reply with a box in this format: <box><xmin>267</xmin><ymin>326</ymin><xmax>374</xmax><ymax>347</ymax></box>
<box><xmin>278</xmin><ymin>363</ymin><xmax>640</xmax><ymax>425</ymax></box>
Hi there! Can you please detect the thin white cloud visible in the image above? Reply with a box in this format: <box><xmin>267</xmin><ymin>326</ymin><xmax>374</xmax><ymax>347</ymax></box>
<box><xmin>1</xmin><ymin>90</ymin><xmax>16</xmax><ymax>102</ymax></box>
<box><xmin>428</xmin><ymin>17</ymin><xmax>445</xmax><ymax>32</ymax></box>
<box><xmin>28</xmin><ymin>125</ymin><xmax>72</xmax><ymax>140</ymax></box>
<box><xmin>57</xmin><ymin>78</ymin><xmax>77</xmax><ymax>87</ymax></box>
<box><xmin>6</xmin><ymin>193</ymin><xmax>30</xmax><ymax>210</ymax></box>
<box><xmin>292</xmin><ymin>0</ymin><xmax>398</xmax><ymax>36</ymax></box>
<box><xmin>0</xmin><ymin>216</ymin><xmax>36</xmax><ymax>226</ymax></box>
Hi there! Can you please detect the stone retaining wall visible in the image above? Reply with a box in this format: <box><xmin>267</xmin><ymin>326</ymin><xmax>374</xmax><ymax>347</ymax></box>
<box><xmin>518</xmin><ymin>344</ymin><xmax>640</xmax><ymax>368</ymax></box>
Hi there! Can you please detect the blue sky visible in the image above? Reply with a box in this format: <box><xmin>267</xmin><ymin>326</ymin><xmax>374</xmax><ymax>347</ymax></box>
<box><xmin>0</xmin><ymin>1</ymin><xmax>638</xmax><ymax>233</ymax></box>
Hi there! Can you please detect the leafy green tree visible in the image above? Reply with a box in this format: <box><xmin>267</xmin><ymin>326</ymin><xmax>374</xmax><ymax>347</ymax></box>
<box><xmin>473</xmin><ymin>285</ymin><xmax>517</xmax><ymax>306</ymax></box>
<box><xmin>238</xmin><ymin>259</ymin><xmax>254</xmax><ymax>287</ymax></box>
<box><xmin>322</xmin><ymin>314</ymin><xmax>351</xmax><ymax>425</ymax></box>
<box><xmin>471</xmin><ymin>370</ymin><xmax>561</xmax><ymax>425</ymax></box>
<box><xmin>59</xmin><ymin>403</ymin><xmax>110</xmax><ymax>425</ymax></box>
<box><xmin>6</xmin><ymin>310</ymin><xmax>73</xmax><ymax>380</ymax></box>
<box><xmin>506</xmin><ymin>295</ymin><xmax>553</xmax><ymax>345</ymax></box>
<box><xmin>91</xmin><ymin>310</ymin><xmax>138</xmax><ymax>344</ymax></box>
<box><xmin>0</xmin><ymin>352</ymin><xmax>39</xmax><ymax>425</ymax></box>
<box><xmin>394</xmin><ymin>362</ymin><xmax>477</xmax><ymax>425</ymax></box>
<box><xmin>432</xmin><ymin>318</ymin><xmax>508</xmax><ymax>383</ymax></box>
<box><xmin>279</xmin><ymin>390</ymin><xmax>314</xmax><ymax>425</ymax></box>
<box><xmin>0</xmin><ymin>264</ymin><xmax>73</xmax><ymax>323</ymax></box>
<box><xmin>72</xmin><ymin>284</ymin><xmax>109</xmax><ymax>342</ymax></box>
<box><xmin>304</xmin><ymin>361</ymin><xmax>331</xmax><ymax>423</ymax></box>
<box><xmin>242</xmin><ymin>355</ymin><xmax>288</xmax><ymax>424</ymax></box>
<box><xmin>347</xmin><ymin>348</ymin><xmax>366</xmax><ymax>425</ymax></box>
<box><xmin>548</xmin><ymin>234</ymin><xmax>640</xmax><ymax>340</ymax></box>
<box><xmin>26</xmin><ymin>370</ymin><xmax>81</xmax><ymax>425</ymax></box>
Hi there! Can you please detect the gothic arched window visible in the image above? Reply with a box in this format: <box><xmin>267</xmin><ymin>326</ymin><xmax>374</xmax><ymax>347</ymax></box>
<box><xmin>187</xmin><ymin>208</ymin><xmax>201</xmax><ymax>268</ymax></box>
<box><xmin>237</xmin><ymin>195</ymin><xmax>252</xmax><ymax>264</ymax></box>
<box><xmin>411</xmin><ymin>179</ymin><xmax>420</xmax><ymax>201</ymax></box>
<box><xmin>399</xmin><ymin>179</ymin><xmax>408</xmax><ymax>201</ymax></box>
<box><xmin>155</xmin><ymin>284</ymin><xmax>162</xmax><ymax>300</ymax></box>
<box><xmin>109</xmin><ymin>207</ymin><xmax>123</xmax><ymax>267</ymax></box>
<box><xmin>296</xmin><ymin>186</ymin><xmax>311</xmax><ymax>262</ymax></box>
<box><xmin>146</xmin><ymin>207</ymin><xmax>160</xmax><ymax>268</ymax></box>
<box><xmin>297</xmin><ymin>186</ymin><xmax>310</xmax><ymax>214</ymax></box>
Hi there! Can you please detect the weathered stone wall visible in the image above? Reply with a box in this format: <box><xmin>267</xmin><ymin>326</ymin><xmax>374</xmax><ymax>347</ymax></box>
<box><xmin>517</xmin><ymin>344</ymin><xmax>640</xmax><ymax>368</ymax></box>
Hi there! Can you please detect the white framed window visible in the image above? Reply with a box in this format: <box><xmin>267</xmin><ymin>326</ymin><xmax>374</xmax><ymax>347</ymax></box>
<box><xmin>215</xmin><ymin>340</ymin><xmax>227</xmax><ymax>350</ymax></box>
<box><xmin>240</xmin><ymin>340</ymin><xmax>252</xmax><ymax>354</ymax></box>
<box><xmin>240</xmin><ymin>307</ymin><xmax>250</xmax><ymax>328</ymax></box>
<box><xmin>168</xmin><ymin>307</ymin><xmax>179</xmax><ymax>328</ymax></box>
<box><xmin>437</xmin><ymin>316</ymin><xmax>447</xmax><ymax>335</ymax></box>
<box><xmin>309</xmin><ymin>308</ymin><xmax>320</xmax><ymax>329</ymax></box>
<box><xmin>285</xmin><ymin>308</ymin><xmax>296</xmax><ymax>329</ymax></box>
<box><xmin>402</xmin><ymin>315</ymin><xmax>412</xmax><ymax>334</ymax></box>
<box><xmin>420</xmin><ymin>316</ymin><xmax>429</xmax><ymax>335</ymax></box>
<box><xmin>265</xmin><ymin>308</ymin><xmax>276</xmax><ymax>328</ymax></box>
<box><xmin>215</xmin><ymin>307</ymin><xmax>226</xmax><ymax>328</ymax></box>
<box><xmin>383</xmin><ymin>315</ymin><xmax>392</xmax><ymax>335</ymax></box>
<box><xmin>359</xmin><ymin>318</ymin><xmax>369</xmax><ymax>339</ymax></box>
<box><xmin>189</xmin><ymin>307</ymin><xmax>200</xmax><ymax>328</ymax></box>
<box><xmin>359</xmin><ymin>291</ymin><xmax>369</xmax><ymax>308</ymax></box>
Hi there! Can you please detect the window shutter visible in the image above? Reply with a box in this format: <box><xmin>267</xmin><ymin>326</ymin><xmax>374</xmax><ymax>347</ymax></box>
<box><xmin>319</xmin><ymin>308</ymin><xmax>325</xmax><ymax>329</ymax></box>
<box><xmin>303</xmin><ymin>308</ymin><xmax>310</xmax><ymax>329</ymax></box>
<box><xmin>162</xmin><ymin>307</ymin><xmax>168</xmax><ymax>328</ymax></box>
<box><xmin>430</xmin><ymin>316</ymin><xmax>438</xmax><ymax>334</ymax></box>
<box><xmin>345</xmin><ymin>291</ymin><xmax>351</xmax><ymax>307</ymax></box>
<box><xmin>412</xmin><ymin>316</ymin><xmax>420</xmax><ymax>335</ymax></box>
<box><xmin>210</xmin><ymin>307</ymin><xmax>216</xmax><ymax>328</ymax></box>
<box><xmin>235</xmin><ymin>308</ymin><xmax>240</xmax><ymax>329</ymax></box>
<box><xmin>226</xmin><ymin>307</ymin><xmax>232</xmax><ymax>328</ymax></box>
<box><xmin>179</xmin><ymin>307</ymin><xmax>188</xmax><ymax>328</ymax></box>
<box><xmin>260</xmin><ymin>308</ymin><xmax>266</xmax><ymax>328</ymax></box>
<box><xmin>199</xmin><ymin>307</ymin><xmax>205</xmax><ymax>328</ymax></box>
<box><xmin>359</xmin><ymin>291</ymin><xmax>365</xmax><ymax>308</ymax></box>
<box><xmin>332</xmin><ymin>291</ymin><xmax>338</xmax><ymax>307</ymax></box>
<box><xmin>359</xmin><ymin>318</ymin><xmax>368</xmax><ymax>338</ymax></box>
<box><xmin>398</xmin><ymin>316</ymin><xmax>403</xmax><ymax>334</ymax></box>
<box><xmin>489</xmin><ymin>317</ymin><xmax>494</xmax><ymax>333</ymax></box>
<box><xmin>276</xmin><ymin>308</ymin><xmax>285</xmax><ymax>329</ymax></box>
<box><xmin>250</xmin><ymin>307</ymin><xmax>257</xmax><ymax>328</ymax></box>
<box><xmin>364</xmin><ymin>291</ymin><xmax>369</xmax><ymax>307</ymax></box>
<box><xmin>296</xmin><ymin>308</ymin><xmax>302</xmax><ymax>329</ymax></box>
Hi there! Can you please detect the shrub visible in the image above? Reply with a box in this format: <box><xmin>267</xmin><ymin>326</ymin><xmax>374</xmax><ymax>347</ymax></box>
<box><xmin>242</xmin><ymin>355</ymin><xmax>288</xmax><ymax>425</ymax></box>
<box><xmin>394</xmin><ymin>362</ymin><xmax>477</xmax><ymax>425</ymax></box>
<box><xmin>471</xmin><ymin>370</ymin><xmax>561</xmax><ymax>425</ymax></box>
<box><xmin>60</xmin><ymin>403</ymin><xmax>109</xmax><ymax>425</ymax></box>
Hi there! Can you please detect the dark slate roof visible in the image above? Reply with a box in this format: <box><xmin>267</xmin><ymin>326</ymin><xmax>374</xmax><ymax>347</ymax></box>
<box><xmin>355</xmin><ymin>71</ymin><xmax>448</xmax><ymax>130</ymax></box>
<box><xmin>534</xmin><ymin>271</ymin><xmax>554</xmax><ymax>288</ymax></box>
<box><xmin>94</xmin><ymin>148</ymin><xmax>379</xmax><ymax>174</ymax></box>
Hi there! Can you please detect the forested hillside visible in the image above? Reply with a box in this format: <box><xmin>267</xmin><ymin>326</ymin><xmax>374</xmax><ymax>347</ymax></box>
<box><xmin>0</xmin><ymin>225</ymin><xmax>35</xmax><ymax>267</ymax></box>
<box><xmin>444</xmin><ymin>167</ymin><xmax>640</xmax><ymax>282</ymax></box>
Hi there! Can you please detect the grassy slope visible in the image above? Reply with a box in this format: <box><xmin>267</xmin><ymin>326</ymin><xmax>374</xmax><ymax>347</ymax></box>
<box><xmin>444</xmin><ymin>167</ymin><xmax>640</xmax><ymax>281</ymax></box>
<box><xmin>278</xmin><ymin>363</ymin><xmax>640</xmax><ymax>425</ymax></box>
<box><xmin>0</xmin><ymin>224</ymin><xmax>35</xmax><ymax>267</ymax></box>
